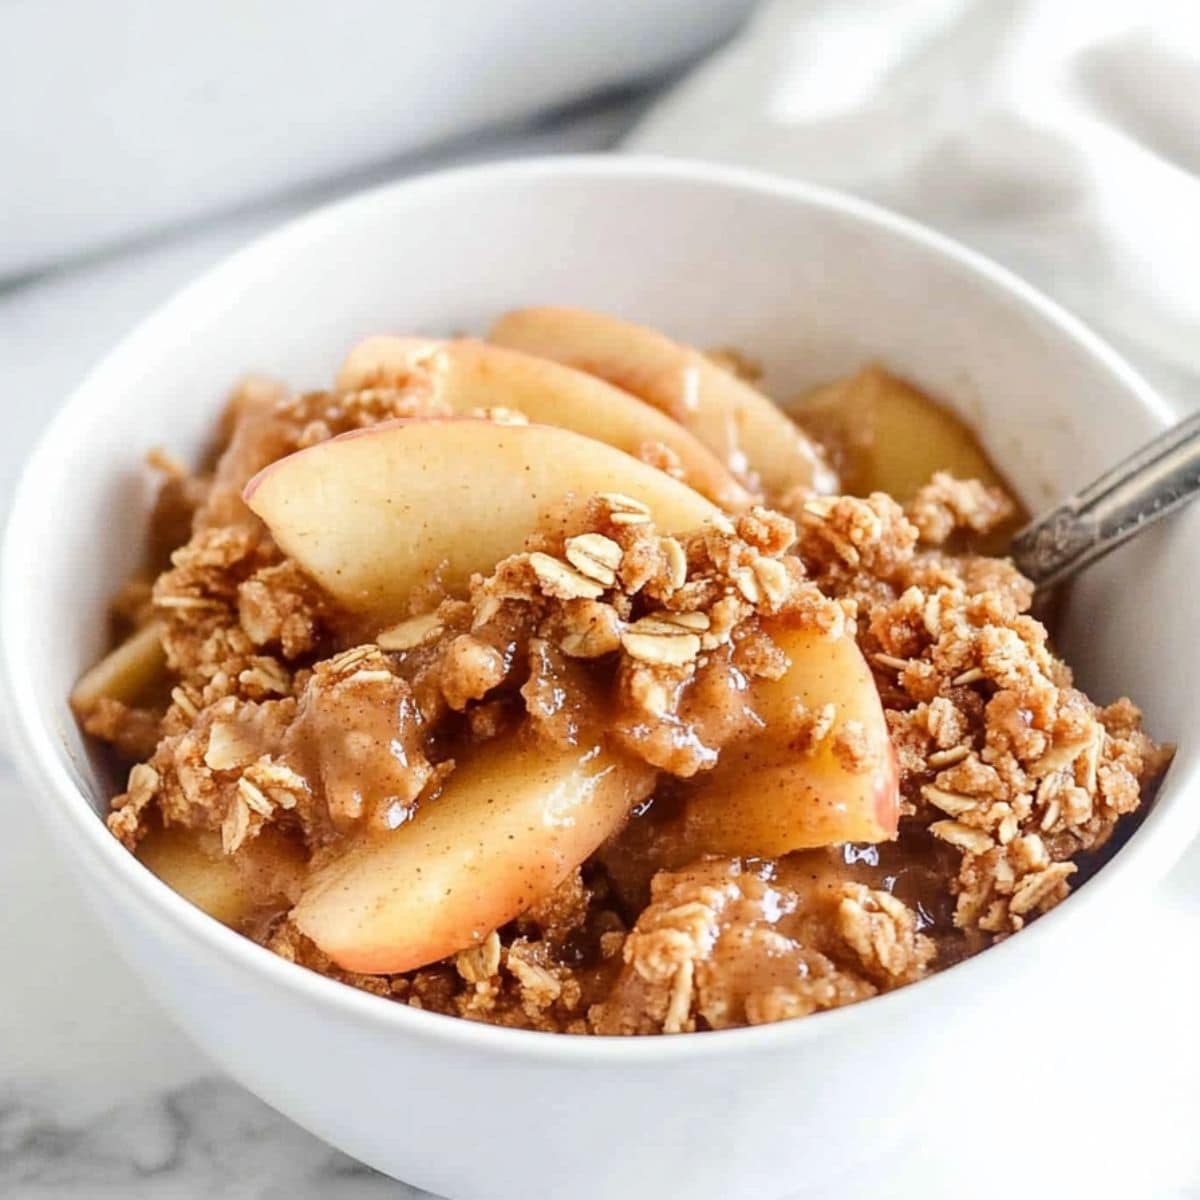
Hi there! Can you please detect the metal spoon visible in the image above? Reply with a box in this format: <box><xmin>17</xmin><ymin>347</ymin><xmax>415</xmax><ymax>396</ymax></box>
<box><xmin>1011</xmin><ymin>409</ymin><xmax>1200</xmax><ymax>588</ymax></box>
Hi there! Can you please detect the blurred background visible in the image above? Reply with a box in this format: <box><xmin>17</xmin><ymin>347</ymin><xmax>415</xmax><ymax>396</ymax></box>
<box><xmin>3</xmin><ymin>2</ymin><xmax>1198</xmax><ymax>1197</ymax></box>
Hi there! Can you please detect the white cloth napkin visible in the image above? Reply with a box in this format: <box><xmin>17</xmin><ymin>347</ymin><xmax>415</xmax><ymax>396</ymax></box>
<box><xmin>627</xmin><ymin>0</ymin><xmax>1200</xmax><ymax>407</ymax></box>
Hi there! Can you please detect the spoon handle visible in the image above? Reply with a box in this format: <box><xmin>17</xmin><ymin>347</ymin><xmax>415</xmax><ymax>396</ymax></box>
<box><xmin>1011</xmin><ymin>409</ymin><xmax>1200</xmax><ymax>588</ymax></box>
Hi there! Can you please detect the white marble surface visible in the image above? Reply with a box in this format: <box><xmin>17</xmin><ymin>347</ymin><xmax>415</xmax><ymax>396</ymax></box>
<box><xmin>2</xmin><ymin>105</ymin><xmax>1200</xmax><ymax>1200</ymax></box>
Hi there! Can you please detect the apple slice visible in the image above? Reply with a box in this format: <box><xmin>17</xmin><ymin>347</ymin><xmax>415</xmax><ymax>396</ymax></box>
<box><xmin>293</xmin><ymin>739</ymin><xmax>654</xmax><ymax>974</ymax></box>
<box><xmin>683</xmin><ymin>623</ymin><xmax>899</xmax><ymax>854</ymax></box>
<box><xmin>243</xmin><ymin>418</ymin><xmax>718</xmax><ymax>619</ymax></box>
<box><xmin>792</xmin><ymin>367</ymin><xmax>1013</xmax><ymax>502</ymax></box>
<box><xmin>70</xmin><ymin>620</ymin><xmax>166</xmax><ymax>714</ymax></box>
<box><xmin>337</xmin><ymin>337</ymin><xmax>753</xmax><ymax>510</ymax></box>
<box><xmin>793</xmin><ymin>368</ymin><xmax>1021</xmax><ymax>554</ymax></box>
<box><xmin>489</xmin><ymin>307</ymin><xmax>836</xmax><ymax>497</ymax></box>
<box><xmin>137</xmin><ymin>825</ymin><xmax>305</xmax><ymax>928</ymax></box>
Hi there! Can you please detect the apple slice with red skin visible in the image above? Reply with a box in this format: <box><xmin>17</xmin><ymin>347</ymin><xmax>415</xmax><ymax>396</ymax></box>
<box><xmin>243</xmin><ymin>417</ymin><xmax>718</xmax><ymax>620</ymax></box>
<box><xmin>489</xmin><ymin>306</ymin><xmax>837</xmax><ymax>498</ymax></box>
<box><xmin>683</xmin><ymin>622</ymin><xmax>899</xmax><ymax>854</ymax></box>
<box><xmin>292</xmin><ymin>739</ymin><xmax>655</xmax><ymax>974</ymax></box>
<box><xmin>337</xmin><ymin>336</ymin><xmax>753</xmax><ymax>510</ymax></box>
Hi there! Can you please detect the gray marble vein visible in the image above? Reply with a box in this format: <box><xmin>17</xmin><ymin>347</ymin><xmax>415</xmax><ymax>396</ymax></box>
<box><xmin>1</xmin><ymin>1079</ymin><xmax>426</xmax><ymax>1198</ymax></box>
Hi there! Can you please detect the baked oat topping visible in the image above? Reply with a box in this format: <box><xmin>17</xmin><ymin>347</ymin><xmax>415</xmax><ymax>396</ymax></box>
<box><xmin>72</xmin><ymin>313</ymin><xmax>1169</xmax><ymax>1035</ymax></box>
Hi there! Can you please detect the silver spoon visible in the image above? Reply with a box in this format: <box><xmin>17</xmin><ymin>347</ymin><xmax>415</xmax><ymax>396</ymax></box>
<box><xmin>1011</xmin><ymin>408</ymin><xmax>1200</xmax><ymax>588</ymax></box>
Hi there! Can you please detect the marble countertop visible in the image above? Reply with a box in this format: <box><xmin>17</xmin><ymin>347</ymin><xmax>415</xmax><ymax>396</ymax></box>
<box><xmin>2</xmin><ymin>107</ymin><xmax>1199</xmax><ymax>1200</ymax></box>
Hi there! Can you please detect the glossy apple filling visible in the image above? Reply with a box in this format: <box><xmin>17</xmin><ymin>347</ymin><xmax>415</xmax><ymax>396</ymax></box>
<box><xmin>72</xmin><ymin>309</ymin><xmax>1170</xmax><ymax>1034</ymax></box>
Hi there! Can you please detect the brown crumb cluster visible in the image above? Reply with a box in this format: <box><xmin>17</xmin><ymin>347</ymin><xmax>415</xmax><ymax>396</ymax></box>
<box><xmin>785</xmin><ymin>474</ymin><xmax>1171</xmax><ymax>936</ymax></box>
<box><xmin>591</xmin><ymin>858</ymin><xmax>931</xmax><ymax>1034</ymax></box>
<box><xmin>78</xmin><ymin>377</ymin><xmax>1169</xmax><ymax>1036</ymax></box>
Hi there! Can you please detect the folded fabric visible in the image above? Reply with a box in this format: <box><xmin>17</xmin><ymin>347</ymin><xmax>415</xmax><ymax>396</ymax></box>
<box><xmin>0</xmin><ymin>0</ymin><xmax>750</xmax><ymax>280</ymax></box>
<box><xmin>628</xmin><ymin>0</ymin><xmax>1200</xmax><ymax>403</ymax></box>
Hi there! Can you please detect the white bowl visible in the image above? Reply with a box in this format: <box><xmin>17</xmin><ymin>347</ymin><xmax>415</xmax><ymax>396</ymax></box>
<box><xmin>4</xmin><ymin>157</ymin><xmax>1197</xmax><ymax>1200</ymax></box>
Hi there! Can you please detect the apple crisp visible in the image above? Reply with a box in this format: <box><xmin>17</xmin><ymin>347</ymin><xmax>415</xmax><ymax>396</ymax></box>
<box><xmin>73</xmin><ymin>309</ymin><xmax>1170</xmax><ymax>1035</ymax></box>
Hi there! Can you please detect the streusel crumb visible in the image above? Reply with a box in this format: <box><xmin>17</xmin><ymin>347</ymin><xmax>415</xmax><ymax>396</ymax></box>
<box><xmin>77</xmin><ymin>359</ymin><xmax>1169</xmax><ymax>1036</ymax></box>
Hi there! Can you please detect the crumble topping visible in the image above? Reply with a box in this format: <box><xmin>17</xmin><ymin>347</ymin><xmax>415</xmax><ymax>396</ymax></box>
<box><xmin>77</xmin><ymin>363</ymin><xmax>1169</xmax><ymax>1035</ymax></box>
<box><xmin>591</xmin><ymin>858</ymin><xmax>931</xmax><ymax>1035</ymax></box>
<box><xmin>786</xmin><ymin>484</ymin><xmax>1170</xmax><ymax>936</ymax></box>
